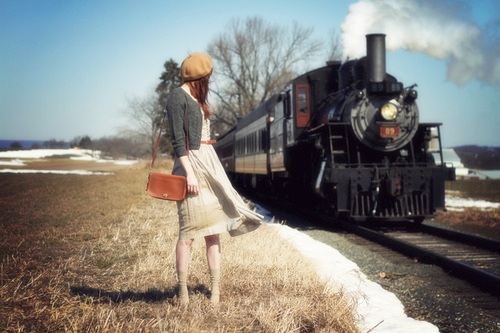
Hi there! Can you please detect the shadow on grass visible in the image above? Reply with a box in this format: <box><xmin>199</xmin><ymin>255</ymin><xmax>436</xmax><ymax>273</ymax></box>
<box><xmin>70</xmin><ymin>284</ymin><xmax>210</xmax><ymax>304</ymax></box>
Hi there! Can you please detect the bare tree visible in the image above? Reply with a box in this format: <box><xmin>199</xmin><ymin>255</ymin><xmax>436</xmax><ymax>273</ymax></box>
<box><xmin>118</xmin><ymin>58</ymin><xmax>181</xmax><ymax>159</ymax></box>
<box><xmin>326</xmin><ymin>28</ymin><xmax>342</xmax><ymax>61</ymax></box>
<box><xmin>121</xmin><ymin>93</ymin><xmax>164</xmax><ymax>156</ymax></box>
<box><xmin>94</xmin><ymin>135</ymin><xmax>146</xmax><ymax>159</ymax></box>
<box><xmin>207</xmin><ymin>17</ymin><xmax>323</xmax><ymax>135</ymax></box>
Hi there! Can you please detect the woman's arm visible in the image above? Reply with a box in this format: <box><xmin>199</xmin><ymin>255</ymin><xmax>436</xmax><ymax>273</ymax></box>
<box><xmin>166</xmin><ymin>89</ymin><xmax>200</xmax><ymax>196</ymax></box>
<box><xmin>178</xmin><ymin>155</ymin><xmax>199</xmax><ymax>196</ymax></box>
<box><xmin>166</xmin><ymin>90</ymin><xmax>189</xmax><ymax>157</ymax></box>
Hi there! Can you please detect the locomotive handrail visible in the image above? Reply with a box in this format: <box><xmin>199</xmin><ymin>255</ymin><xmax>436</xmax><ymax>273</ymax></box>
<box><xmin>307</xmin><ymin>123</ymin><xmax>326</xmax><ymax>133</ymax></box>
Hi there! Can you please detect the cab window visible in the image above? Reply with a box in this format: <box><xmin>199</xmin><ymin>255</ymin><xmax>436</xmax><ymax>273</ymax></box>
<box><xmin>295</xmin><ymin>84</ymin><xmax>310</xmax><ymax>127</ymax></box>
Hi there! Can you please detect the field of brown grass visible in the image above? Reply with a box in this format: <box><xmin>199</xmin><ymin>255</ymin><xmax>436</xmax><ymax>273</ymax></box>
<box><xmin>435</xmin><ymin>180</ymin><xmax>500</xmax><ymax>241</ymax></box>
<box><xmin>0</xmin><ymin>160</ymin><xmax>359</xmax><ymax>332</ymax></box>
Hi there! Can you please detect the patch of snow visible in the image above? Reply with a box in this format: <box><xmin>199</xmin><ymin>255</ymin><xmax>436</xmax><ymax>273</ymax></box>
<box><xmin>0</xmin><ymin>159</ymin><xmax>26</xmax><ymax>166</ymax></box>
<box><xmin>272</xmin><ymin>224</ymin><xmax>440</xmax><ymax>333</ymax></box>
<box><xmin>70</xmin><ymin>155</ymin><xmax>94</xmax><ymax>161</ymax></box>
<box><xmin>112</xmin><ymin>160</ymin><xmax>138</xmax><ymax>166</ymax></box>
<box><xmin>0</xmin><ymin>149</ymin><xmax>138</xmax><ymax>172</ymax></box>
<box><xmin>0</xmin><ymin>148</ymin><xmax>95</xmax><ymax>159</ymax></box>
<box><xmin>446</xmin><ymin>194</ymin><xmax>500</xmax><ymax>211</ymax></box>
<box><xmin>94</xmin><ymin>159</ymin><xmax>139</xmax><ymax>166</ymax></box>
<box><xmin>0</xmin><ymin>169</ymin><xmax>112</xmax><ymax>175</ymax></box>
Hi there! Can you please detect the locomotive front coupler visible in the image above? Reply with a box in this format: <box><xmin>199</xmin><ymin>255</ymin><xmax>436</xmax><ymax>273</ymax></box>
<box><xmin>370</xmin><ymin>167</ymin><xmax>403</xmax><ymax>216</ymax></box>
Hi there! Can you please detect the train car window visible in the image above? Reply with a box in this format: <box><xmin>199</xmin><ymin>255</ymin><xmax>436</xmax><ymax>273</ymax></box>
<box><xmin>254</xmin><ymin>132</ymin><xmax>258</xmax><ymax>153</ymax></box>
<box><xmin>256</xmin><ymin>132</ymin><xmax>259</xmax><ymax>152</ymax></box>
<box><xmin>250</xmin><ymin>134</ymin><xmax>253</xmax><ymax>154</ymax></box>
<box><xmin>249</xmin><ymin>134</ymin><xmax>253</xmax><ymax>154</ymax></box>
<box><xmin>252</xmin><ymin>133</ymin><xmax>255</xmax><ymax>153</ymax></box>
<box><xmin>295</xmin><ymin>84</ymin><xmax>310</xmax><ymax>128</ymax></box>
<box><xmin>274</xmin><ymin>101</ymin><xmax>284</xmax><ymax>120</ymax></box>
<box><xmin>255</xmin><ymin>132</ymin><xmax>258</xmax><ymax>153</ymax></box>
<box><xmin>254</xmin><ymin>132</ymin><xmax>257</xmax><ymax>153</ymax></box>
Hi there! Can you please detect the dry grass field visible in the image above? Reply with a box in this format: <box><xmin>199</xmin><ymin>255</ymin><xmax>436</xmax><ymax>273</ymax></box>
<box><xmin>437</xmin><ymin>179</ymin><xmax>500</xmax><ymax>241</ymax></box>
<box><xmin>0</xmin><ymin>160</ymin><xmax>359</xmax><ymax>332</ymax></box>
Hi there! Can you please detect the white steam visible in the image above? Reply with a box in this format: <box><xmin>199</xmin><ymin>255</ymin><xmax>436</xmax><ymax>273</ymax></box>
<box><xmin>341</xmin><ymin>0</ymin><xmax>499</xmax><ymax>88</ymax></box>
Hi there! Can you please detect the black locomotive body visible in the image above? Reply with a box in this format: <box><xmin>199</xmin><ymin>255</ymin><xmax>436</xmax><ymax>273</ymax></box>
<box><xmin>215</xmin><ymin>34</ymin><xmax>455</xmax><ymax>222</ymax></box>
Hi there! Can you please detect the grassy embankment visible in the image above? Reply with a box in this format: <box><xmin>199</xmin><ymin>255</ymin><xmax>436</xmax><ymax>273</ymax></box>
<box><xmin>0</xmin><ymin>160</ymin><xmax>359</xmax><ymax>332</ymax></box>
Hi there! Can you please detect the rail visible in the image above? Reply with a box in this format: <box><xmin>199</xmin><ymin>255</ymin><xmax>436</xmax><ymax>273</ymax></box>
<box><xmin>340</xmin><ymin>221</ymin><xmax>500</xmax><ymax>297</ymax></box>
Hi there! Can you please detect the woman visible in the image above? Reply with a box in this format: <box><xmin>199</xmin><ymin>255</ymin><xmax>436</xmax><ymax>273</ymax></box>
<box><xmin>166</xmin><ymin>52</ymin><xmax>262</xmax><ymax>306</ymax></box>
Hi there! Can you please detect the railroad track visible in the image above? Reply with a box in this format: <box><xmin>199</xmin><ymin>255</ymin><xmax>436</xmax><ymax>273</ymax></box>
<box><xmin>338</xmin><ymin>221</ymin><xmax>500</xmax><ymax>297</ymax></box>
<box><xmin>248</xmin><ymin>189</ymin><xmax>500</xmax><ymax>297</ymax></box>
<box><xmin>248</xmin><ymin>191</ymin><xmax>500</xmax><ymax>330</ymax></box>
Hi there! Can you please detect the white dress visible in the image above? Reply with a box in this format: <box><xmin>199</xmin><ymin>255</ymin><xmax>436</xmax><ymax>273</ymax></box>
<box><xmin>172</xmin><ymin>109</ymin><xmax>262</xmax><ymax>240</ymax></box>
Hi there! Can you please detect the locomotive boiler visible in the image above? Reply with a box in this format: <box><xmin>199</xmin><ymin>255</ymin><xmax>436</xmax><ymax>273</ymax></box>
<box><xmin>215</xmin><ymin>34</ymin><xmax>455</xmax><ymax>222</ymax></box>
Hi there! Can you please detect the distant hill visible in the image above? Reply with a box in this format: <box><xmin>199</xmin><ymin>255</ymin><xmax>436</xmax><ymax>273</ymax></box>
<box><xmin>454</xmin><ymin>145</ymin><xmax>500</xmax><ymax>170</ymax></box>
<box><xmin>0</xmin><ymin>140</ymin><xmax>45</xmax><ymax>150</ymax></box>
<box><xmin>0</xmin><ymin>140</ymin><xmax>68</xmax><ymax>150</ymax></box>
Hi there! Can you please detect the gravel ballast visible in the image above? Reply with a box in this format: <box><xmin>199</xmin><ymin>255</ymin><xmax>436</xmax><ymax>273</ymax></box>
<box><xmin>301</xmin><ymin>226</ymin><xmax>500</xmax><ymax>333</ymax></box>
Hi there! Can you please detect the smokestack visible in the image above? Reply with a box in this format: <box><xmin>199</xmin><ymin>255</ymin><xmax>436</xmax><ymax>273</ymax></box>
<box><xmin>366</xmin><ymin>33</ymin><xmax>386</xmax><ymax>83</ymax></box>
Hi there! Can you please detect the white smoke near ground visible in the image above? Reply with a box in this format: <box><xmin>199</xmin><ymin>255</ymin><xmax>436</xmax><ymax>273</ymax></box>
<box><xmin>341</xmin><ymin>0</ymin><xmax>499</xmax><ymax>88</ymax></box>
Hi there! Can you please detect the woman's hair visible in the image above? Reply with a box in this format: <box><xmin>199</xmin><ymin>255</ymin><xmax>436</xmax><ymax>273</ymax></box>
<box><xmin>186</xmin><ymin>71</ymin><xmax>212</xmax><ymax>119</ymax></box>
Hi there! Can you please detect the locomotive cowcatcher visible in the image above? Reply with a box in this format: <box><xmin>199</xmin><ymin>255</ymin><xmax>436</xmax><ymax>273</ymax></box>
<box><xmin>214</xmin><ymin>34</ymin><xmax>455</xmax><ymax>223</ymax></box>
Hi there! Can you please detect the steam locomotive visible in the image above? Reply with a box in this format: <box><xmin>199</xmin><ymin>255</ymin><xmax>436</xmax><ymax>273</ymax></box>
<box><xmin>214</xmin><ymin>34</ymin><xmax>455</xmax><ymax>222</ymax></box>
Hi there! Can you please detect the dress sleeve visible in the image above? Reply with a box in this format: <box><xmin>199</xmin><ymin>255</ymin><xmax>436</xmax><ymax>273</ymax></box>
<box><xmin>166</xmin><ymin>89</ymin><xmax>188</xmax><ymax>157</ymax></box>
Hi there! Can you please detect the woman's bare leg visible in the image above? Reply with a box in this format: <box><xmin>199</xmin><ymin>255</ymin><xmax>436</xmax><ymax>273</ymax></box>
<box><xmin>204</xmin><ymin>234</ymin><xmax>220</xmax><ymax>269</ymax></box>
<box><xmin>176</xmin><ymin>238</ymin><xmax>193</xmax><ymax>305</ymax></box>
<box><xmin>205</xmin><ymin>234</ymin><xmax>221</xmax><ymax>304</ymax></box>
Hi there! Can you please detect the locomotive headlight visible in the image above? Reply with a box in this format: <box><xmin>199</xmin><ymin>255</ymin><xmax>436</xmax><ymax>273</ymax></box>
<box><xmin>380</xmin><ymin>102</ymin><xmax>398</xmax><ymax>121</ymax></box>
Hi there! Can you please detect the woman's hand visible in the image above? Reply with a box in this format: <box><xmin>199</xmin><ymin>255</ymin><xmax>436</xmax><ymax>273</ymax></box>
<box><xmin>179</xmin><ymin>155</ymin><xmax>199</xmax><ymax>196</ymax></box>
<box><xmin>186</xmin><ymin>172</ymin><xmax>199</xmax><ymax>196</ymax></box>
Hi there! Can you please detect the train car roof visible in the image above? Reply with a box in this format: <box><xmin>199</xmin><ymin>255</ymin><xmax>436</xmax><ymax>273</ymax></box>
<box><xmin>236</xmin><ymin>93</ymin><xmax>281</xmax><ymax>130</ymax></box>
<box><xmin>216</xmin><ymin>94</ymin><xmax>282</xmax><ymax>140</ymax></box>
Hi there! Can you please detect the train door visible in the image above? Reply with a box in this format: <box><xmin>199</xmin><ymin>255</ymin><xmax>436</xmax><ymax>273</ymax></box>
<box><xmin>269</xmin><ymin>98</ymin><xmax>286</xmax><ymax>172</ymax></box>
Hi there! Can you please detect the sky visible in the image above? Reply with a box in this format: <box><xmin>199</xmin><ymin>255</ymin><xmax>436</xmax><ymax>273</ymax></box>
<box><xmin>0</xmin><ymin>0</ymin><xmax>499</xmax><ymax>147</ymax></box>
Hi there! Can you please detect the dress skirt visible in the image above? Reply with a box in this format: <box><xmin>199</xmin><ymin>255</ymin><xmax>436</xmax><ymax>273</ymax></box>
<box><xmin>172</xmin><ymin>144</ymin><xmax>262</xmax><ymax>240</ymax></box>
